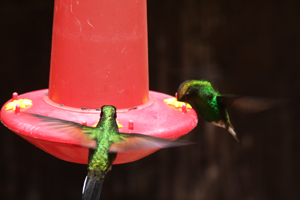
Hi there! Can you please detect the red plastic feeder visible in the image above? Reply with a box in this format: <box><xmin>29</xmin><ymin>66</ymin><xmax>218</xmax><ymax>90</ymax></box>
<box><xmin>0</xmin><ymin>0</ymin><xmax>197</xmax><ymax>165</ymax></box>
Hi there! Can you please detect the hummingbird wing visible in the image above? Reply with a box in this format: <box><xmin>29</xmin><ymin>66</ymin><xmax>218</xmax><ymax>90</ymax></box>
<box><xmin>21</xmin><ymin>113</ymin><xmax>97</xmax><ymax>149</ymax></box>
<box><xmin>217</xmin><ymin>95</ymin><xmax>287</xmax><ymax>113</ymax></box>
<box><xmin>109</xmin><ymin>133</ymin><xmax>192</xmax><ymax>153</ymax></box>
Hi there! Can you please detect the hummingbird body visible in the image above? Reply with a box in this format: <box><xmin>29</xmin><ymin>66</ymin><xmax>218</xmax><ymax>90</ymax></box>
<box><xmin>82</xmin><ymin>106</ymin><xmax>121</xmax><ymax>200</ymax></box>
<box><xmin>177</xmin><ymin>80</ymin><xmax>238</xmax><ymax>141</ymax></box>
<box><xmin>24</xmin><ymin>105</ymin><xmax>190</xmax><ymax>200</ymax></box>
<box><xmin>86</xmin><ymin>106</ymin><xmax>123</xmax><ymax>174</ymax></box>
<box><xmin>189</xmin><ymin>82</ymin><xmax>226</xmax><ymax>122</ymax></box>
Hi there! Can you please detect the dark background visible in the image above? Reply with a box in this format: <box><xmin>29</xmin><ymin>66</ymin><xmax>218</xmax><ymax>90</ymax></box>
<box><xmin>1</xmin><ymin>0</ymin><xmax>300</xmax><ymax>200</ymax></box>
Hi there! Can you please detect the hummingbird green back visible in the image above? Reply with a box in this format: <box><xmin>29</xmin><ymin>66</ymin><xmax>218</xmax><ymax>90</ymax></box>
<box><xmin>85</xmin><ymin>106</ymin><xmax>125</xmax><ymax>177</ymax></box>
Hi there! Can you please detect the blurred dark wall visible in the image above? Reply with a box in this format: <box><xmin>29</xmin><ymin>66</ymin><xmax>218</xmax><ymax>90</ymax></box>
<box><xmin>1</xmin><ymin>0</ymin><xmax>299</xmax><ymax>200</ymax></box>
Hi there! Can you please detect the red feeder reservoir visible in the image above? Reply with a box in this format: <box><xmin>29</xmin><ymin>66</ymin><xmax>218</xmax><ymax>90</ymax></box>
<box><xmin>0</xmin><ymin>0</ymin><xmax>198</xmax><ymax>165</ymax></box>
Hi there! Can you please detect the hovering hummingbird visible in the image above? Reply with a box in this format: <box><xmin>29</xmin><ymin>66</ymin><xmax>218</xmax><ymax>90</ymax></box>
<box><xmin>176</xmin><ymin>80</ymin><xmax>284</xmax><ymax>141</ymax></box>
<box><xmin>24</xmin><ymin>105</ymin><xmax>189</xmax><ymax>200</ymax></box>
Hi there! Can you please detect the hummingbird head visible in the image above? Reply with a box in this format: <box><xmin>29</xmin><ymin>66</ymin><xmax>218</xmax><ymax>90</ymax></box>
<box><xmin>177</xmin><ymin>80</ymin><xmax>213</xmax><ymax>102</ymax></box>
<box><xmin>100</xmin><ymin>105</ymin><xmax>117</xmax><ymax>119</ymax></box>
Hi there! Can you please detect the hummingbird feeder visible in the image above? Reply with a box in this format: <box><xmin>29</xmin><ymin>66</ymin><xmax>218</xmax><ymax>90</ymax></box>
<box><xmin>0</xmin><ymin>0</ymin><xmax>198</xmax><ymax>165</ymax></box>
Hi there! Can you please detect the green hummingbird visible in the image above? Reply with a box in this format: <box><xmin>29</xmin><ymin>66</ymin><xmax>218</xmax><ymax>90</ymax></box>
<box><xmin>176</xmin><ymin>80</ymin><xmax>284</xmax><ymax>141</ymax></box>
<box><xmin>24</xmin><ymin>105</ymin><xmax>189</xmax><ymax>200</ymax></box>
<box><xmin>176</xmin><ymin>80</ymin><xmax>239</xmax><ymax>141</ymax></box>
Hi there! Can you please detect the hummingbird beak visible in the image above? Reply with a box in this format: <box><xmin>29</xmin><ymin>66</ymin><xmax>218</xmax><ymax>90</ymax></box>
<box><xmin>176</xmin><ymin>92</ymin><xmax>181</xmax><ymax>101</ymax></box>
<box><xmin>228</xmin><ymin>126</ymin><xmax>239</xmax><ymax>142</ymax></box>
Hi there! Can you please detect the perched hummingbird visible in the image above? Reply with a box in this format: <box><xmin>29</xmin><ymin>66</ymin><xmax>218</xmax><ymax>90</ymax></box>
<box><xmin>23</xmin><ymin>105</ymin><xmax>189</xmax><ymax>200</ymax></box>
<box><xmin>176</xmin><ymin>80</ymin><xmax>284</xmax><ymax>141</ymax></box>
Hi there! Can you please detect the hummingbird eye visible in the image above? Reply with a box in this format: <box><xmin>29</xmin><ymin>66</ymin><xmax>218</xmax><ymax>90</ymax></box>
<box><xmin>185</xmin><ymin>92</ymin><xmax>190</xmax><ymax>98</ymax></box>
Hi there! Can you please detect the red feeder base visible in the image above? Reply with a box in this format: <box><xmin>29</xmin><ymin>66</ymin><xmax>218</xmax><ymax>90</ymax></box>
<box><xmin>1</xmin><ymin>90</ymin><xmax>198</xmax><ymax>165</ymax></box>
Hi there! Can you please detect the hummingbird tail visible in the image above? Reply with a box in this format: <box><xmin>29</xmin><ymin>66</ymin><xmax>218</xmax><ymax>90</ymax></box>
<box><xmin>228</xmin><ymin>125</ymin><xmax>239</xmax><ymax>142</ymax></box>
<box><xmin>211</xmin><ymin>120</ymin><xmax>239</xmax><ymax>142</ymax></box>
<box><xmin>82</xmin><ymin>176</ymin><xmax>104</xmax><ymax>200</ymax></box>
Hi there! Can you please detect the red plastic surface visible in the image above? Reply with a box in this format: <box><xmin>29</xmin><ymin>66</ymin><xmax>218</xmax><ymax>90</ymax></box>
<box><xmin>48</xmin><ymin>0</ymin><xmax>149</xmax><ymax>109</ymax></box>
<box><xmin>1</xmin><ymin>90</ymin><xmax>198</xmax><ymax>164</ymax></box>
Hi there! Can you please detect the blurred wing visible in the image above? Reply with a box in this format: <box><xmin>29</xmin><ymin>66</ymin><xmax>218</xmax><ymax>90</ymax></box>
<box><xmin>109</xmin><ymin>133</ymin><xmax>192</xmax><ymax>153</ymax></box>
<box><xmin>217</xmin><ymin>95</ymin><xmax>287</xmax><ymax>113</ymax></box>
<box><xmin>216</xmin><ymin>94</ymin><xmax>239</xmax><ymax>105</ymax></box>
<box><xmin>21</xmin><ymin>113</ymin><xmax>97</xmax><ymax>149</ymax></box>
